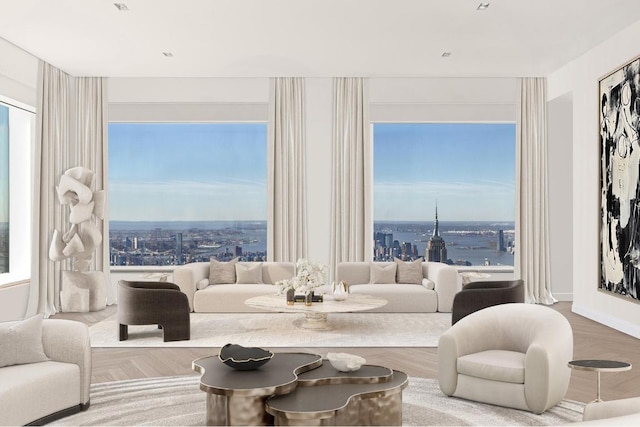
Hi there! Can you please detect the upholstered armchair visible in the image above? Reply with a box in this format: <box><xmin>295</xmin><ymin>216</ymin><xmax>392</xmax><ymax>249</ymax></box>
<box><xmin>576</xmin><ymin>396</ymin><xmax>640</xmax><ymax>425</ymax></box>
<box><xmin>438</xmin><ymin>303</ymin><xmax>573</xmax><ymax>414</ymax></box>
<box><xmin>451</xmin><ymin>279</ymin><xmax>524</xmax><ymax>324</ymax></box>
<box><xmin>118</xmin><ymin>280</ymin><xmax>190</xmax><ymax>342</ymax></box>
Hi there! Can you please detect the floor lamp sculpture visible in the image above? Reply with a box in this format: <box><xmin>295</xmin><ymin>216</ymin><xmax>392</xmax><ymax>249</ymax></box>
<box><xmin>49</xmin><ymin>166</ymin><xmax>107</xmax><ymax>312</ymax></box>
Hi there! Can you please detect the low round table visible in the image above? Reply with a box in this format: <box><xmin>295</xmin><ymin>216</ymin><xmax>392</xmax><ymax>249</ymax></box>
<box><xmin>568</xmin><ymin>359</ymin><xmax>632</xmax><ymax>402</ymax></box>
<box><xmin>245</xmin><ymin>293</ymin><xmax>387</xmax><ymax>330</ymax></box>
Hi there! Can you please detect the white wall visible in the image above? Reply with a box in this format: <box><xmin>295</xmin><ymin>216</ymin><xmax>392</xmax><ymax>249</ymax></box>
<box><xmin>548</xmin><ymin>19</ymin><xmax>640</xmax><ymax>337</ymax></box>
<box><xmin>547</xmin><ymin>93</ymin><xmax>574</xmax><ymax>301</ymax></box>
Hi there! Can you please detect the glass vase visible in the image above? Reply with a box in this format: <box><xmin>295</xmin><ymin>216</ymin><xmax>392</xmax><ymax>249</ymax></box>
<box><xmin>286</xmin><ymin>288</ymin><xmax>295</xmax><ymax>305</ymax></box>
<box><xmin>305</xmin><ymin>290</ymin><xmax>314</xmax><ymax>306</ymax></box>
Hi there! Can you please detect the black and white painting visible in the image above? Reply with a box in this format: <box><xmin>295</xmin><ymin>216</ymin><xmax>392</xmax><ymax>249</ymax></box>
<box><xmin>600</xmin><ymin>55</ymin><xmax>640</xmax><ymax>302</ymax></box>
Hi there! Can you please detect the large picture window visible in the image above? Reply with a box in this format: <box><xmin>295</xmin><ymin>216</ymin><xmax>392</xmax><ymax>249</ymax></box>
<box><xmin>373</xmin><ymin>123</ymin><xmax>515</xmax><ymax>266</ymax></box>
<box><xmin>108</xmin><ymin>122</ymin><xmax>268</xmax><ymax>266</ymax></box>
<box><xmin>0</xmin><ymin>98</ymin><xmax>33</xmax><ymax>286</ymax></box>
<box><xmin>0</xmin><ymin>105</ymin><xmax>8</xmax><ymax>274</ymax></box>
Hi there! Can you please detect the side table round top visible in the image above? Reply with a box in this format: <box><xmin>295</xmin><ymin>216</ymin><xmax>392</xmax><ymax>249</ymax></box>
<box><xmin>568</xmin><ymin>359</ymin><xmax>632</xmax><ymax>372</ymax></box>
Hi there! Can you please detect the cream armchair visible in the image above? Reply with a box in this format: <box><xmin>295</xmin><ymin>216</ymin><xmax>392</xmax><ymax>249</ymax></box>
<box><xmin>573</xmin><ymin>397</ymin><xmax>640</xmax><ymax>425</ymax></box>
<box><xmin>438</xmin><ymin>303</ymin><xmax>573</xmax><ymax>414</ymax></box>
<box><xmin>0</xmin><ymin>318</ymin><xmax>91</xmax><ymax>426</ymax></box>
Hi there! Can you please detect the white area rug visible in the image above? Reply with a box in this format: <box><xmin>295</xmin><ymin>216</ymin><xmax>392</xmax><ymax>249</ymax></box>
<box><xmin>51</xmin><ymin>376</ymin><xmax>584</xmax><ymax>426</ymax></box>
<box><xmin>89</xmin><ymin>312</ymin><xmax>451</xmax><ymax>347</ymax></box>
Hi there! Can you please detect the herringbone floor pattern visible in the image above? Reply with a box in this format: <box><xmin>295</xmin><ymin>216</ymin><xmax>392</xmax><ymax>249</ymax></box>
<box><xmin>54</xmin><ymin>302</ymin><xmax>640</xmax><ymax>404</ymax></box>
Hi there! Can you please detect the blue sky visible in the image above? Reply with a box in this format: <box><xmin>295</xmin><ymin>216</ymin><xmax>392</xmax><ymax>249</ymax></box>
<box><xmin>108</xmin><ymin>123</ymin><xmax>267</xmax><ymax>221</ymax></box>
<box><xmin>108</xmin><ymin>122</ymin><xmax>515</xmax><ymax>223</ymax></box>
<box><xmin>0</xmin><ymin>105</ymin><xmax>8</xmax><ymax>223</ymax></box>
<box><xmin>374</xmin><ymin>123</ymin><xmax>515</xmax><ymax>221</ymax></box>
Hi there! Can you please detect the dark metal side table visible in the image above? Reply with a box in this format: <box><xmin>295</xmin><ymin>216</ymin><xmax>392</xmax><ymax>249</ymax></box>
<box><xmin>568</xmin><ymin>359</ymin><xmax>632</xmax><ymax>402</ymax></box>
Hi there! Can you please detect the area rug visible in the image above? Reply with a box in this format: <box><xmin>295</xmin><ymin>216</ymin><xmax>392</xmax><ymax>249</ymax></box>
<box><xmin>89</xmin><ymin>312</ymin><xmax>451</xmax><ymax>347</ymax></box>
<box><xmin>51</xmin><ymin>375</ymin><xmax>584</xmax><ymax>426</ymax></box>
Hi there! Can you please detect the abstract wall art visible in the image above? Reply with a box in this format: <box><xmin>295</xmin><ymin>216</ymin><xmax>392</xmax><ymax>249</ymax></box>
<box><xmin>600</xmin><ymin>55</ymin><xmax>640</xmax><ymax>302</ymax></box>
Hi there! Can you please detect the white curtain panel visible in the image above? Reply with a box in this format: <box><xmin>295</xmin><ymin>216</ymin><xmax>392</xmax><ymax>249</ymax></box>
<box><xmin>27</xmin><ymin>62</ymin><xmax>70</xmax><ymax>317</ymax></box>
<box><xmin>515</xmin><ymin>77</ymin><xmax>556</xmax><ymax>305</ymax></box>
<box><xmin>330</xmin><ymin>78</ymin><xmax>372</xmax><ymax>279</ymax></box>
<box><xmin>267</xmin><ymin>77</ymin><xmax>308</xmax><ymax>262</ymax></box>
<box><xmin>27</xmin><ymin>62</ymin><xmax>111</xmax><ymax>317</ymax></box>
<box><xmin>75</xmin><ymin>77</ymin><xmax>113</xmax><ymax>305</ymax></box>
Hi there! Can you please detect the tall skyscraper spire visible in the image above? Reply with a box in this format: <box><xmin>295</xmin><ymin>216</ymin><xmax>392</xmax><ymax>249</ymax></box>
<box><xmin>427</xmin><ymin>203</ymin><xmax>447</xmax><ymax>263</ymax></box>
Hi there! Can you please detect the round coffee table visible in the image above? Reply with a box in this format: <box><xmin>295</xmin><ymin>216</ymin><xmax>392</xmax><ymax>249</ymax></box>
<box><xmin>568</xmin><ymin>359</ymin><xmax>632</xmax><ymax>402</ymax></box>
<box><xmin>245</xmin><ymin>294</ymin><xmax>387</xmax><ymax>330</ymax></box>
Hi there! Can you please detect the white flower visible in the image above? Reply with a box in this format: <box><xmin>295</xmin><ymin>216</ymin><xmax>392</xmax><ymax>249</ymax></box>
<box><xmin>294</xmin><ymin>258</ymin><xmax>328</xmax><ymax>293</ymax></box>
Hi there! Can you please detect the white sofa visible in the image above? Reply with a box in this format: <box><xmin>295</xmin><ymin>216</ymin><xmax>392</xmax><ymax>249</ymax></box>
<box><xmin>174</xmin><ymin>260</ymin><xmax>459</xmax><ymax>313</ymax></box>
<box><xmin>0</xmin><ymin>318</ymin><xmax>91</xmax><ymax>426</ymax></box>
<box><xmin>336</xmin><ymin>261</ymin><xmax>459</xmax><ymax>312</ymax></box>
<box><xmin>572</xmin><ymin>397</ymin><xmax>640</xmax><ymax>425</ymax></box>
<box><xmin>174</xmin><ymin>261</ymin><xmax>296</xmax><ymax>312</ymax></box>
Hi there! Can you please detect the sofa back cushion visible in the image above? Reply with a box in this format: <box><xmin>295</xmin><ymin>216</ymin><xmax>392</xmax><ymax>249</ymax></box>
<box><xmin>261</xmin><ymin>262</ymin><xmax>296</xmax><ymax>285</ymax></box>
<box><xmin>395</xmin><ymin>258</ymin><xmax>424</xmax><ymax>284</ymax></box>
<box><xmin>209</xmin><ymin>257</ymin><xmax>238</xmax><ymax>284</ymax></box>
<box><xmin>0</xmin><ymin>314</ymin><xmax>49</xmax><ymax>368</ymax></box>
<box><xmin>236</xmin><ymin>263</ymin><xmax>264</xmax><ymax>284</ymax></box>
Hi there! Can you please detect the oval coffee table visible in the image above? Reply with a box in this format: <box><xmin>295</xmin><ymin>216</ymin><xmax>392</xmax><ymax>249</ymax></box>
<box><xmin>245</xmin><ymin>293</ymin><xmax>387</xmax><ymax>330</ymax></box>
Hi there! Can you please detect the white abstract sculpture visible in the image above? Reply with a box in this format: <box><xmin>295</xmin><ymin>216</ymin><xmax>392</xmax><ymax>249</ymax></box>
<box><xmin>49</xmin><ymin>167</ymin><xmax>104</xmax><ymax>268</ymax></box>
<box><xmin>49</xmin><ymin>166</ymin><xmax>106</xmax><ymax>311</ymax></box>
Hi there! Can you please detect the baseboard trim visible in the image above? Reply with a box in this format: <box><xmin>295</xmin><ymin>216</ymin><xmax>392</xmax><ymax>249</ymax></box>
<box><xmin>572</xmin><ymin>302</ymin><xmax>640</xmax><ymax>339</ymax></box>
<box><xmin>553</xmin><ymin>292</ymin><xmax>573</xmax><ymax>302</ymax></box>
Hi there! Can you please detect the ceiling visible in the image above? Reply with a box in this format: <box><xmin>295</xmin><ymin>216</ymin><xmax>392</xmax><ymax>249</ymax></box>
<box><xmin>1</xmin><ymin>0</ymin><xmax>640</xmax><ymax>78</ymax></box>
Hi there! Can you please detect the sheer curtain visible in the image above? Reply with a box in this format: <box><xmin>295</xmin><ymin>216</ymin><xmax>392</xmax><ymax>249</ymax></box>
<box><xmin>267</xmin><ymin>77</ymin><xmax>307</xmax><ymax>262</ymax></box>
<box><xmin>26</xmin><ymin>62</ymin><xmax>111</xmax><ymax>317</ymax></box>
<box><xmin>515</xmin><ymin>77</ymin><xmax>556</xmax><ymax>304</ymax></box>
<box><xmin>330</xmin><ymin>78</ymin><xmax>372</xmax><ymax>279</ymax></box>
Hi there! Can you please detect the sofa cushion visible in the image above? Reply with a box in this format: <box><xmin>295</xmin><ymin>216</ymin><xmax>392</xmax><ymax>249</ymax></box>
<box><xmin>349</xmin><ymin>284</ymin><xmax>437</xmax><ymax>312</ymax></box>
<box><xmin>0</xmin><ymin>361</ymin><xmax>81</xmax><ymax>426</ymax></box>
<box><xmin>0</xmin><ymin>314</ymin><xmax>49</xmax><ymax>368</ymax></box>
<box><xmin>236</xmin><ymin>262</ymin><xmax>263</xmax><ymax>284</ymax></box>
<box><xmin>457</xmin><ymin>349</ymin><xmax>525</xmax><ymax>384</ymax></box>
<box><xmin>369</xmin><ymin>263</ymin><xmax>397</xmax><ymax>284</ymax></box>
<box><xmin>395</xmin><ymin>258</ymin><xmax>423</xmax><ymax>284</ymax></box>
<box><xmin>196</xmin><ymin>278</ymin><xmax>210</xmax><ymax>290</ymax></box>
<box><xmin>209</xmin><ymin>257</ymin><xmax>238</xmax><ymax>284</ymax></box>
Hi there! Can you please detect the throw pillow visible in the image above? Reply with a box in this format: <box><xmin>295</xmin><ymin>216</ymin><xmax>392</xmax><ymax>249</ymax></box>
<box><xmin>422</xmin><ymin>278</ymin><xmax>435</xmax><ymax>290</ymax></box>
<box><xmin>369</xmin><ymin>263</ymin><xmax>397</xmax><ymax>284</ymax></box>
<box><xmin>196</xmin><ymin>278</ymin><xmax>210</xmax><ymax>290</ymax></box>
<box><xmin>209</xmin><ymin>257</ymin><xmax>239</xmax><ymax>284</ymax></box>
<box><xmin>0</xmin><ymin>314</ymin><xmax>49</xmax><ymax>368</ymax></box>
<box><xmin>395</xmin><ymin>258</ymin><xmax>424</xmax><ymax>284</ymax></box>
<box><xmin>236</xmin><ymin>263</ymin><xmax>264</xmax><ymax>284</ymax></box>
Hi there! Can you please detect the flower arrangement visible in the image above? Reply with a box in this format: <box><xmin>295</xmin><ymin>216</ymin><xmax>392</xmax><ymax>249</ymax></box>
<box><xmin>274</xmin><ymin>258</ymin><xmax>328</xmax><ymax>295</ymax></box>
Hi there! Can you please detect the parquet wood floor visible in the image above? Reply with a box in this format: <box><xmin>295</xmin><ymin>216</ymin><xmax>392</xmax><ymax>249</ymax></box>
<box><xmin>53</xmin><ymin>302</ymin><xmax>640</xmax><ymax>404</ymax></box>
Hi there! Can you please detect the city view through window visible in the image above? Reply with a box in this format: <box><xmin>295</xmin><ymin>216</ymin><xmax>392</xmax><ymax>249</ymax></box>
<box><xmin>108</xmin><ymin>123</ymin><xmax>268</xmax><ymax>266</ymax></box>
<box><xmin>109</xmin><ymin>122</ymin><xmax>515</xmax><ymax>268</ymax></box>
<box><xmin>0</xmin><ymin>105</ymin><xmax>8</xmax><ymax>273</ymax></box>
<box><xmin>373</xmin><ymin>123</ymin><xmax>516</xmax><ymax>266</ymax></box>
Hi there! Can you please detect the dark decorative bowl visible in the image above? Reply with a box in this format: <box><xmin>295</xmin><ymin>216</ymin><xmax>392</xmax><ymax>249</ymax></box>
<box><xmin>218</xmin><ymin>344</ymin><xmax>274</xmax><ymax>370</ymax></box>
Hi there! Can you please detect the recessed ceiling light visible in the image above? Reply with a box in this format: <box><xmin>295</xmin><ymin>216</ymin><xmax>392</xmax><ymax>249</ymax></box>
<box><xmin>113</xmin><ymin>3</ymin><xmax>129</xmax><ymax>11</ymax></box>
<box><xmin>441</xmin><ymin>52</ymin><xmax>452</xmax><ymax>58</ymax></box>
<box><xmin>162</xmin><ymin>52</ymin><xmax>174</xmax><ymax>57</ymax></box>
<box><xmin>477</xmin><ymin>3</ymin><xmax>490</xmax><ymax>10</ymax></box>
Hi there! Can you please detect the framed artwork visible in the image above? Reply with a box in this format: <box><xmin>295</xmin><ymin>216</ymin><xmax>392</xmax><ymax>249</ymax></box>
<box><xmin>599</xmin><ymin>55</ymin><xmax>640</xmax><ymax>302</ymax></box>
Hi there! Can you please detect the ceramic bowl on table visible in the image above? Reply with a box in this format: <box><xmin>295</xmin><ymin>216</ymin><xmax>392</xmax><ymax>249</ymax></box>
<box><xmin>326</xmin><ymin>352</ymin><xmax>366</xmax><ymax>372</ymax></box>
<box><xmin>218</xmin><ymin>344</ymin><xmax>274</xmax><ymax>370</ymax></box>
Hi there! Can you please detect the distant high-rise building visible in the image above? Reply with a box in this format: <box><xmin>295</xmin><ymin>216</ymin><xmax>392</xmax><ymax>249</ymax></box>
<box><xmin>234</xmin><ymin>245</ymin><xmax>243</xmax><ymax>257</ymax></box>
<box><xmin>384</xmin><ymin>233</ymin><xmax>393</xmax><ymax>248</ymax></box>
<box><xmin>498</xmin><ymin>229</ymin><xmax>506</xmax><ymax>252</ymax></box>
<box><xmin>426</xmin><ymin>206</ymin><xmax>447</xmax><ymax>263</ymax></box>
<box><xmin>176</xmin><ymin>233</ymin><xmax>183</xmax><ymax>264</ymax></box>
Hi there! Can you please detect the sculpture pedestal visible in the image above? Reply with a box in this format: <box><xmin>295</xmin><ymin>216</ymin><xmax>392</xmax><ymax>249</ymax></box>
<box><xmin>60</xmin><ymin>271</ymin><xmax>107</xmax><ymax>312</ymax></box>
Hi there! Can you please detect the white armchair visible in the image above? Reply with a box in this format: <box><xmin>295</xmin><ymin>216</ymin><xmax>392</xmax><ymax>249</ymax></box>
<box><xmin>0</xmin><ymin>317</ymin><xmax>91</xmax><ymax>426</ymax></box>
<box><xmin>438</xmin><ymin>303</ymin><xmax>573</xmax><ymax>414</ymax></box>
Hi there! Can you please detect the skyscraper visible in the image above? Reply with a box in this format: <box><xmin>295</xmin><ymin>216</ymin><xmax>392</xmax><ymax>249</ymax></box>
<box><xmin>176</xmin><ymin>232</ymin><xmax>183</xmax><ymax>264</ymax></box>
<box><xmin>498</xmin><ymin>229</ymin><xmax>506</xmax><ymax>252</ymax></box>
<box><xmin>426</xmin><ymin>206</ymin><xmax>447</xmax><ymax>263</ymax></box>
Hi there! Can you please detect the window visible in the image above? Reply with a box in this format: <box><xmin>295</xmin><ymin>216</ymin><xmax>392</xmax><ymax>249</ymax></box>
<box><xmin>373</xmin><ymin>123</ymin><xmax>515</xmax><ymax>266</ymax></box>
<box><xmin>108</xmin><ymin>122</ymin><xmax>268</xmax><ymax>266</ymax></box>
<box><xmin>0</xmin><ymin>105</ymin><xmax>7</xmax><ymax>274</ymax></box>
<box><xmin>0</xmin><ymin>98</ymin><xmax>34</xmax><ymax>286</ymax></box>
